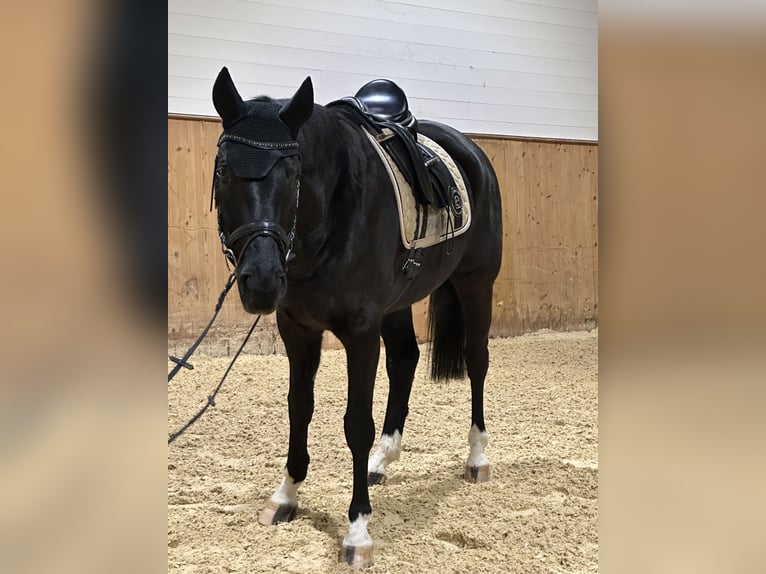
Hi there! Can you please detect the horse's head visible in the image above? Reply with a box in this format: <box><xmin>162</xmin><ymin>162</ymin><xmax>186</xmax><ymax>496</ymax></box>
<box><xmin>211</xmin><ymin>68</ymin><xmax>313</xmax><ymax>314</ymax></box>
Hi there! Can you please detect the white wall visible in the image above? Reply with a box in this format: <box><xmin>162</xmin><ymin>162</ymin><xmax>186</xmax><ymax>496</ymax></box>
<box><xmin>168</xmin><ymin>0</ymin><xmax>597</xmax><ymax>141</ymax></box>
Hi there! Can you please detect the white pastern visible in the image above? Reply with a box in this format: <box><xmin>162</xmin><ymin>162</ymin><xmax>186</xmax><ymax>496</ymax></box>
<box><xmin>467</xmin><ymin>424</ymin><xmax>490</xmax><ymax>467</ymax></box>
<box><xmin>367</xmin><ymin>431</ymin><xmax>402</xmax><ymax>475</ymax></box>
<box><xmin>343</xmin><ymin>514</ymin><xmax>373</xmax><ymax>548</ymax></box>
<box><xmin>269</xmin><ymin>471</ymin><xmax>302</xmax><ymax>506</ymax></box>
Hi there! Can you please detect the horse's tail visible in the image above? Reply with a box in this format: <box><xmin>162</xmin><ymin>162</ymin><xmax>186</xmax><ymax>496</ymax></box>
<box><xmin>427</xmin><ymin>279</ymin><xmax>466</xmax><ymax>381</ymax></box>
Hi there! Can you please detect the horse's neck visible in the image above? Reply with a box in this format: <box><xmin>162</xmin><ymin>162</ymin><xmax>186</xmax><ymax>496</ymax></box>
<box><xmin>301</xmin><ymin>106</ymin><xmax>351</xmax><ymax>179</ymax></box>
<box><xmin>289</xmin><ymin>107</ymin><xmax>356</xmax><ymax>274</ymax></box>
<box><xmin>299</xmin><ymin>108</ymin><xmax>362</xmax><ymax>211</ymax></box>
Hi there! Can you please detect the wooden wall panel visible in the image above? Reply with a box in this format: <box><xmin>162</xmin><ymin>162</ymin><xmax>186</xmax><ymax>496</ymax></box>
<box><xmin>168</xmin><ymin>117</ymin><xmax>597</xmax><ymax>355</ymax></box>
<box><xmin>474</xmin><ymin>137</ymin><xmax>598</xmax><ymax>336</ymax></box>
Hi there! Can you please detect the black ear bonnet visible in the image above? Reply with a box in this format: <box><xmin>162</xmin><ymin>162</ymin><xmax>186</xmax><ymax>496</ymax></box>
<box><xmin>217</xmin><ymin>101</ymin><xmax>300</xmax><ymax>180</ymax></box>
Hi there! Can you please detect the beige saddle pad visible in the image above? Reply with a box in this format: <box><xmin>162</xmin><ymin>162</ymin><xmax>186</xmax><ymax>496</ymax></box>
<box><xmin>362</xmin><ymin>129</ymin><xmax>471</xmax><ymax>250</ymax></box>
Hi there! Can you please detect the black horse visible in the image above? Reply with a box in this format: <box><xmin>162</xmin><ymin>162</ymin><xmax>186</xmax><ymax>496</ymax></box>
<box><xmin>211</xmin><ymin>67</ymin><xmax>502</xmax><ymax>567</ymax></box>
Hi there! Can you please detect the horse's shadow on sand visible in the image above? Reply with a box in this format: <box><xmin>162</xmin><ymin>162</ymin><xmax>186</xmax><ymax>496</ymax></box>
<box><xmin>297</xmin><ymin>505</ymin><xmax>345</xmax><ymax>540</ymax></box>
<box><xmin>297</xmin><ymin>461</ymin><xmax>469</xmax><ymax>542</ymax></box>
<box><xmin>277</xmin><ymin>457</ymin><xmax>597</xmax><ymax>546</ymax></box>
<box><xmin>288</xmin><ymin>462</ymin><xmax>467</xmax><ymax>542</ymax></box>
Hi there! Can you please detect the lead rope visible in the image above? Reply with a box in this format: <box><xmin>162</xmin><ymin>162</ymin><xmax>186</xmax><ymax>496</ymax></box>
<box><xmin>168</xmin><ymin>272</ymin><xmax>236</xmax><ymax>382</ymax></box>
<box><xmin>168</xmin><ymin>315</ymin><xmax>261</xmax><ymax>444</ymax></box>
<box><xmin>167</xmin><ymin>164</ymin><xmax>237</xmax><ymax>382</ymax></box>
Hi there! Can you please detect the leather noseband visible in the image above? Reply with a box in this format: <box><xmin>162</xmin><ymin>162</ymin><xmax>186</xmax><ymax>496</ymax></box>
<box><xmin>226</xmin><ymin>220</ymin><xmax>290</xmax><ymax>265</ymax></box>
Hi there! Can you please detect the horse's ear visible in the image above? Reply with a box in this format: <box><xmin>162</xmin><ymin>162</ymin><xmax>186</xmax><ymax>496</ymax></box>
<box><xmin>212</xmin><ymin>67</ymin><xmax>247</xmax><ymax>127</ymax></box>
<box><xmin>279</xmin><ymin>77</ymin><xmax>314</xmax><ymax>137</ymax></box>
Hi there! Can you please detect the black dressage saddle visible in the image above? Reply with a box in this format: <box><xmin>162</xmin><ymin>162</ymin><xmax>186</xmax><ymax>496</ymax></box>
<box><xmin>328</xmin><ymin>79</ymin><xmax>455</xmax><ymax>210</ymax></box>
<box><xmin>355</xmin><ymin>79</ymin><xmax>415</xmax><ymax>127</ymax></box>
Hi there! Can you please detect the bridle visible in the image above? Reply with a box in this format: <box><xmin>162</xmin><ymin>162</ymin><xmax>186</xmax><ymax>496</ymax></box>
<box><xmin>211</xmin><ymin>133</ymin><xmax>301</xmax><ymax>273</ymax></box>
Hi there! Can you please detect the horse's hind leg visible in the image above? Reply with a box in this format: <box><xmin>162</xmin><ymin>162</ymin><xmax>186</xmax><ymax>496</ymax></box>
<box><xmin>451</xmin><ymin>275</ymin><xmax>494</xmax><ymax>483</ymax></box>
<box><xmin>368</xmin><ymin>307</ymin><xmax>420</xmax><ymax>485</ymax></box>
<box><xmin>259</xmin><ymin>310</ymin><xmax>322</xmax><ymax>525</ymax></box>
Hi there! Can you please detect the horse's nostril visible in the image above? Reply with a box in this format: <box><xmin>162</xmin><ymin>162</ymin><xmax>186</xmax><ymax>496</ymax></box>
<box><xmin>238</xmin><ymin>270</ymin><xmax>286</xmax><ymax>292</ymax></box>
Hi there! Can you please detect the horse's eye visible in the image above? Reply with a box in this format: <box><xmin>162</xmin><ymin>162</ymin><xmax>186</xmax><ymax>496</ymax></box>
<box><xmin>215</xmin><ymin>164</ymin><xmax>228</xmax><ymax>181</ymax></box>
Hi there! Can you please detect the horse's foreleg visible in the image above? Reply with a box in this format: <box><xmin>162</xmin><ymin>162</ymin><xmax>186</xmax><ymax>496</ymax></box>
<box><xmin>368</xmin><ymin>307</ymin><xmax>419</xmax><ymax>485</ymax></box>
<box><xmin>259</xmin><ymin>311</ymin><xmax>322</xmax><ymax>526</ymax></box>
<box><xmin>337</xmin><ymin>318</ymin><xmax>381</xmax><ymax>568</ymax></box>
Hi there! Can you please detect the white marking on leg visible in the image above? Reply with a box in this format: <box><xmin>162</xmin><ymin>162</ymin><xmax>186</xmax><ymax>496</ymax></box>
<box><xmin>269</xmin><ymin>470</ymin><xmax>302</xmax><ymax>506</ymax></box>
<box><xmin>342</xmin><ymin>514</ymin><xmax>373</xmax><ymax>547</ymax></box>
<box><xmin>367</xmin><ymin>430</ymin><xmax>402</xmax><ymax>475</ymax></box>
<box><xmin>467</xmin><ymin>424</ymin><xmax>490</xmax><ymax>467</ymax></box>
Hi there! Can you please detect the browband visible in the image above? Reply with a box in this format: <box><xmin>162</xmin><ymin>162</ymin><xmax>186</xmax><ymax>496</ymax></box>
<box><xmin>218</xmin><ymin>133</ymin><xmax>299</xmax><ymax>150</ymax></box>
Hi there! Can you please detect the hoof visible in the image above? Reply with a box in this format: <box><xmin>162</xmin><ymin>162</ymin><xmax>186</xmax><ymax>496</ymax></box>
<box><xmin>367</xmin><ymin>472</ymin><xmax>386</xmax><ymax>486</ymax></box>
<box><xmin>340</xmin><ymin>542</ymin><xmax>374</xmax><ymax>569</ymax></box>
<box><xmin>464</xmin><ymin>463</ymin><xmax>491</xmax><ymax>483</ymax></box>
<box><xmin>258</xmin><ymin>500</ymin><xmax>297</xmax><ymax>525</ymax></box>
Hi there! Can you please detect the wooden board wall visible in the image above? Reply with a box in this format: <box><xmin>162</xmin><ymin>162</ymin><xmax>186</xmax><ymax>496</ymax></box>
<box><xmin>168</xmin><ymin>117</ymin><xmax>597</xmax><ymax>355</ymax></box>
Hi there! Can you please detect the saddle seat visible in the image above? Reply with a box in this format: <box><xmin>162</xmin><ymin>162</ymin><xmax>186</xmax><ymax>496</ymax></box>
<box><xmin>353</xmin><ymin>79</ymin><xmax>415</xmax><ymax>129</ymax></box>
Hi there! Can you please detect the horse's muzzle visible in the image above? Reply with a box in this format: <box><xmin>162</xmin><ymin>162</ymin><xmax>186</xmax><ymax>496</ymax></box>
<box><xmin>235</xmin><ymin>236</ymin><xmax>288</xmax><ymax>314</ymax></box>
<box><xmin>237</xmin><ymin>269</ymin><xmax>286</xmax><ymax>314</ymax></box>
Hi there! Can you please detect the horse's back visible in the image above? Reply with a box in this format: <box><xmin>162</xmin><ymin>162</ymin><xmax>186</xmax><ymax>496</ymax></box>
<box><xmin>418</xmin><ymin>120</ymin><xmax>503</xmax><ymax>278</ymax></box>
